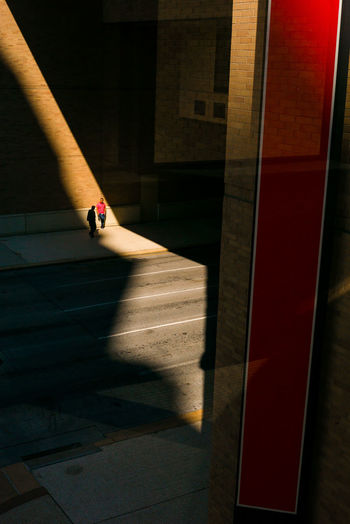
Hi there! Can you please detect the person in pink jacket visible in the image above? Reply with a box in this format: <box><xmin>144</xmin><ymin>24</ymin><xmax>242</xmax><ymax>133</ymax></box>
<box><xmin>96</xmin><ymin>197</ymin><xmax>106</xmax><ymax>229</ymax></box>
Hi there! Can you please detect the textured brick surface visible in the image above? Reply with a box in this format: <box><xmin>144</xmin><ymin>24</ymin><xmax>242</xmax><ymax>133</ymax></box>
<box><xmin>154</xmin><ymin>17</ymin><xmax>229</xmax><ymax>163</ymax></box>
<box><xmin>208</xmin><ymin>2</ymin><xmax>266</xmax><ymax>523</ymax></box>
<box><xmin>2</xmin><ymin>0</ymin><xmax>230</xmax><ymax>217</ymax></box>
<box><xmin>225</xmin><ymin>0</ymin><xmax>266</xmax><ymax>185</ymax></box>
<box><xmin>104</xmin><ymin>0</ymin><xmax>232</xmax><ymax>22</ymax></box>
<box><xmin>0</xmin><ymin>1</ymin><xmax>141</xmax><ymax>215</ymax></box>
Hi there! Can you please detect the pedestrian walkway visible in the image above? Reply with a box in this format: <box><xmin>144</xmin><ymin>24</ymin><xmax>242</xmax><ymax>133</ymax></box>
<box><xmin>0</xmin><ymin>413</ymin><xmax>211</xmax><ymax>524</ymax></box>
<box><xmin>0</xmin><ymin>217</ymin><xmax>221</xmax><ymax>271</ymax></box>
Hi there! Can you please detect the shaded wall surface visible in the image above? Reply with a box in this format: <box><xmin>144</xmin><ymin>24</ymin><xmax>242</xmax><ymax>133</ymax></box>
<box><xmin>1</xmin><ymin>0</ymin><xmax>144</xmax><ymax>214</ymax></box>
<box><xmin>209</xmin><ymin>1</ymin><xmax>266</xmax><ymax>521</ymax></box>
<box><xmin>308</xmin><ymin>53</ymin><xmax>350</xmax><ymax>524</ymax></box>
<box><xmin>2</xmin><ymin>0</ymin><xmax>231</xmax><ymax>219</ymax></box>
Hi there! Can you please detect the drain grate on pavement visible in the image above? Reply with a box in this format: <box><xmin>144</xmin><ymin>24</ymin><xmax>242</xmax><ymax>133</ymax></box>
<box><xmin>22</xmin><ymin>443</ymin><xmax>100</xmax><ymax>469</ymax></box>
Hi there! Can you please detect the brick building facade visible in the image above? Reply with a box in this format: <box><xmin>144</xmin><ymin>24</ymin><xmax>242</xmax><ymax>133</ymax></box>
<box><xmin>1</xmin><ymin>0</ymin><xmax>229</xmax><ymax>232</ymax></box>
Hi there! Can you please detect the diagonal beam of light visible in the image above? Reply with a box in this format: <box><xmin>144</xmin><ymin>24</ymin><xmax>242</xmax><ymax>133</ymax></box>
<box><xmin>0</xmin><ymin>0</ymin><xmax>109</xmax><ymax>211</ymax></box>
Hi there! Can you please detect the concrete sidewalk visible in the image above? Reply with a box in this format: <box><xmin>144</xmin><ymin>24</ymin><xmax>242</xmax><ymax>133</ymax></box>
<box><xmin>0</xmin><ymin>415</ymin><xmax>211</xmax><ymax>524</ymax></box>
<box><xmin>0</xmin><ymin>217</ymin><xmax>221</xmax><ymax>271</ymax></box>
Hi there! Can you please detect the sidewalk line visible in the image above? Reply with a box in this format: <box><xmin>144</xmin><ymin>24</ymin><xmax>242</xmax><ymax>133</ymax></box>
<box><xmin>0</xmin><ymin>240</ymin><xmax>219</xmax><ymax>272</ymax></box>
<box><xmin>99</xmin><ymin>314</ymin><xmax>217</xmax><ymax>340</ymax></box>
<box><xmin>103</xmin><ymin>408</ymin><xmax>210</xmax><ymax>445</ymax></box>
<box><xmin>57</xmin><ymin>264</ymin><xmax>205</xmax><ymax>288</ymax></box>
<box><xmin>0</xmin><ymin>248</ymin><xmax>169</xmax><ymax>272</ymax></box>
<box><xmin>64</xmin><ymin>285</ymin><xmax>211</xmax><ymax>312</ymax></box>
<box><xmin>105</xmin><ymin>487</ymin><xmax>208</xmax><ymax>521</ymax></box>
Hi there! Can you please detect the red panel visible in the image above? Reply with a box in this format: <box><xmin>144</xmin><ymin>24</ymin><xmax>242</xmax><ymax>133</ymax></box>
<box><xmin>237</xmin><ymin>0</ymin><xmax>342</xmax><ymax>513</ymax></box>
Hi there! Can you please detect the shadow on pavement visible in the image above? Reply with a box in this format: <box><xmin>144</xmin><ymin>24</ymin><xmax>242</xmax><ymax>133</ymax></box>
<box><xmin>0</xmin><ymin>2</ymin><xmax>225</xmax><ymax>521</ymax></box>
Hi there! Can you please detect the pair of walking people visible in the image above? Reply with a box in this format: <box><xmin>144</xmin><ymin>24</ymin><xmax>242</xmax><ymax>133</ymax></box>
<box><xmin>87</xmin><ymin>198</ymin><xmax>106</xmax><ymax>238</ymax></box>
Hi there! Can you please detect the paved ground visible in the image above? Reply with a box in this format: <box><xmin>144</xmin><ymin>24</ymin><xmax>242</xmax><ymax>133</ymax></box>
<box><xmin>0</xmin><ymin>218</ymin><xmax>220</xmax><ymax>523</ymax></box>
<box><xmin>0</xmin><ymin>249</ymin><xmax>218</xmax><ymax>463</ymax></box>
<box><xmin>1</xmin><ymin>419</ymin><xmax>211</xmax><ymax>524</ymax></box>
<box><xmin>0</xmin><ymin>218</ymin><xmax>221</xmax><ymax>270</ymax></box>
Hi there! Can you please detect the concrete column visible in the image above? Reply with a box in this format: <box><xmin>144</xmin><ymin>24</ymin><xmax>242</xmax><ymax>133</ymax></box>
<box><xmin>208</xmin><ymin>1</ymin><xmax>267</xmax><ymax>522</ymax></box>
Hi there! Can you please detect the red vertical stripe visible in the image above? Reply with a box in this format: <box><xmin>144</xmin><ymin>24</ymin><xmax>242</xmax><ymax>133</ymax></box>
<box><xmin>238</xmin><ymin>0</ymin><xmax>342</xmax><ymax>513</ymax></box>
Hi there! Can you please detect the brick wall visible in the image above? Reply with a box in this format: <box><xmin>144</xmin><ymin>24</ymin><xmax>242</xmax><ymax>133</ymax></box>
<box><xmin>1</xmin><ymin>0</ymin><xmax>232</xmax><ymax>216</ymax></box>
<box><xmin>153</xmin><ymin>0</ymin><xmax>232</xmax><ymax>164</ymax></box>
<box><xmin>208</xmin><ymin>1</ymin><xmax>266</xmax><ymax>522</ymax></box>
<box><xmin>262</xmin><ymin>3</ymin><xmax>328</xmax><ymax>158</ymax></box>
<box><xmin>158</xmin><ymin>0</ymin><xmax>232</xmax><ymax>21</ymax></box>
<box><xmin>2</xmin><ymin>0</ymin><xmax>231</xmax><ymax>216</ymax></box>
<box><xmin>103</xmin><ymin>0</ymin><xmax>232</xmax><ymax>22</ymax></box>
<box><xmin>154</xmin><ymin>19</ymin><xmax>229</xmax><ymax>163</ymax></box>
<box><xmin>0</xmin><ymin>1</ymin><xmax>141</xmax><ymax>215</ymax></box>
<box><xmin>103</xmin><ymin>0</ymin><xmax>157</xmax><ymax>22</ymax></box>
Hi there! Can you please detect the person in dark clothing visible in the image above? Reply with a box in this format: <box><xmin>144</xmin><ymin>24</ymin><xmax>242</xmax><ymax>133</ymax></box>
<box><xmin>87</xmin><ymin>205</ymin><xmax>96</xmax><ymax>237</ymax></box>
